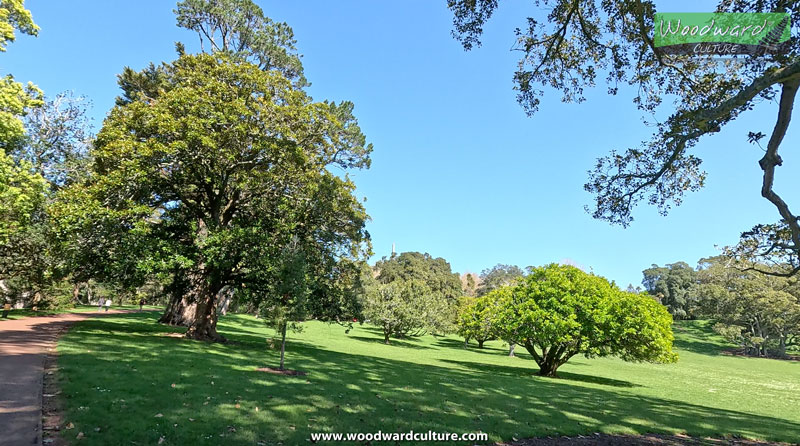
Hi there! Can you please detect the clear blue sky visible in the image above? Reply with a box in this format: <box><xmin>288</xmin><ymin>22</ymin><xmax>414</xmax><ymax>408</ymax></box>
<box><xmin>5</xmin><ymin>1</ymin><xmax>799</xmax><ymax>288</ymax></box>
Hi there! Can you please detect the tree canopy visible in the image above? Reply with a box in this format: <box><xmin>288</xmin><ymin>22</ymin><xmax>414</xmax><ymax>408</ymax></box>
<box><xmin>0</xmin><ymin>0</ymin><xmax>38</xmax><ymax>52</ymax></box>
<box><xmin>363</xmin><ymin>278</ymin><xmax>452</xmax><ymax>344</ymax></box>
<box><xmin>642</xmin><ymin>262</ymin><xmax>699</xmax><ymax>320</ymax></box>
<box><xmin>365</xmin><ymin>252</ymin><xmax>462</xmax><ymax>342</ymax></box>
<box><xmin>457</xmin><ymin>294</ymin><xmax>500</xmax><ymax>348</ymax></box>
<box><xmin>493</xmin><ymin>264</ymin><xmax>677</xmax><ymax>377</ymax></box>
<box><xmin>448</xmin><ymin>0</ymin><xmax>800</xmax><ymax>276</ymax></box>
<box><xmin>0</xmin><ymin>149</ymin><xmax>46</xmax><ymax>284</ymax></box>
<box><xmin>476</xmin><ymin>263</ymin><xmax>524</xmax><ymax>296</ymax></box>
<box><xmin>62</xmin><ymin>53</ymin><xmax>371</xmax><ymax>341</ymax></box>
<box><xmin>374</xmin><ymin>252</ymin><xmax>463</xmax><ymax>302</ymax></box>
<box><xmin>0</xmin><ymin>0</ymin><xmax>41</xmax><ymax>150</ymax></box>
<box><xmin>175</xmin><ymin>0</ymin><xmax>306</xmax><ymax>85</ymax></box>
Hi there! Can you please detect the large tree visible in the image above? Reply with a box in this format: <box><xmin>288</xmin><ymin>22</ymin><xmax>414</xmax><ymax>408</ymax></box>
<box><xmin>71</xmin><ymin>53</ymin><xmax>371</xmax><ymax>341</ymax></box>
<box><xmin>363</xmin><ymin>278</ymin><xmax>451</xmax><ymax>344</ymax></box>
<box><xmin>366</xmin><ymin>252</ymin><xmax>462</xmax><ymax>342</ymax></box>
<box><xmin>0</xmin><ymin>0</ymin><xmax>41</xmax><ymax>150</ymax></box>
<box><xmin>0</xmin><ymin>149</ymin><xmax>46</xmax><ymax>299</ymax></box>
<box><xmin>494</xmin><ymin>264</ymin><xmax>677</xmax><ymax>377</ymax></box>
<box><xmin>374</xmin><ymin>251</ymin><xmax>463</xmax><ymax>301</ymax></box>
<box><xmin>642</xmin><ymin>261</ymin><xmax>699</xmax><ymax>319</ymax></box>
<box><xmin>0</xmin><ymin>0</ymin><xmax>47</xmax><ymax>304</ymax></box>
<box><xmin>448</xmin><ymin>1</ymin><xmax>800</xmax><ymax>275</ymax></box>
<box><xmin>13</xmin><ymin>92</ymin><xmax>92</xmax><ymax>189</ymax></box>
<box><xmin>476</xmin><ymin>263</ymin><xmax>524</xmax><ymax>296</ymax></box>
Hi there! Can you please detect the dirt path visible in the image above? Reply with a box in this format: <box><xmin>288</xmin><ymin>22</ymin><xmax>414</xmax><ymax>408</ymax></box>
<box><xmin>0</xmin><ymin>310</ymin><xmax>147</xmax><ymax>446</ymax></box>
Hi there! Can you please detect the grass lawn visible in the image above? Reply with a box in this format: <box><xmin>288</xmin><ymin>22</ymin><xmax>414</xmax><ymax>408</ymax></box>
<box><xmin>0</xmin><ymin>305</ymin><xmax>162</xmax><ymax>321</ymax></box>
<box><xmin>55</xmin><ymin>313</ymin><xmax>800</xmax><ymax>445</ymax></box>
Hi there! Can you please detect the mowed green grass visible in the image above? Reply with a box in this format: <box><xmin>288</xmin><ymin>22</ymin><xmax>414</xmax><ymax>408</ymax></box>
<box><xmin>56</xmin><ymin>313</ymin><xmax>800</xmax><ymax>445</ymax></box>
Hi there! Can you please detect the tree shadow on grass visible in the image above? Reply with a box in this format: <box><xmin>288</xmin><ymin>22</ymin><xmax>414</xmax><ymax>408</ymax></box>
<box><xmin>435</xmin><ymin>338</ymin><xmax>472</xmax><ymax>349</ymax></box>
<box><xmin>436</xmin><ymin>338</ymin><xmax>519</xmax><ymax>356</ymax></box>
<box><xmin>55</xmin><ymin>314</ymin><xmax>800</xmax><ymax>446</ymax></box>
<box><xmin>346</xmin><ymin>335</ymin><xmax>432</xmax><ymax>350</ymax></box>
<box><xmin>440</xmin><ymin>359</ymin><xmax>640</xmax><ymax>388</ymax></box>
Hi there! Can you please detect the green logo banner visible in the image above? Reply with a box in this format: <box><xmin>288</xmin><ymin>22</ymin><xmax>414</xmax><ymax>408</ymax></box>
<box><xmin>653</xmin><ymin>13</ymin><xmax>791</xmax><ymax>56</ymax></box>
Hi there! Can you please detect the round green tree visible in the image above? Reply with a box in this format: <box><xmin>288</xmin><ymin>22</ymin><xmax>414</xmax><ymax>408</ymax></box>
<box><xmin>494</xmin><ymin>264</ymin><xmax>677</xmax><ymax>377</ymax></box>
<box><xmin>456</xmin><ymin>294</ymin><xmax>499</xmax><ymax>348</ymax></box>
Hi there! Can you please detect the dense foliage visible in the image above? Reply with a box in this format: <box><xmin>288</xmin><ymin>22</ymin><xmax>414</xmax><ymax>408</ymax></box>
<box><xmin>363</xmin><ymin>252</ymin><xmax>461</xmax><ymax>343</ymax></box>
<box><xmin>63</xmin><ymin>53</ymin><xmax>371</xmax><ymax>341</ymax></box>
<box><xmin>642</xmin><ymin>262</ymin><xmax>699</xmax><ymax>320</ymax></box>
<box><xmin>456</xmin><ymin>294</ymin><xmax>499</xmax><ymax>348</ymax></box>
<box><xmin>494</xmin><ymin>264</ymin><xmax>677</xmax><ymax>377</ymax></box>
<box><xmin>175</xmin><ymin>0</ymin><xmax>306</xmax><ymax>85</ymax></box>
<box><xmin>476</xmin><ymin>263</ymin><xmax>524</xmax><ymax>296</ymax></box>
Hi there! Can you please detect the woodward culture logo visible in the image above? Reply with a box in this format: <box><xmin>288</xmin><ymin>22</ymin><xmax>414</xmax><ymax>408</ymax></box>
<box><xmin>654</xmin><ymin>12</ymin><xmax>791</xmax><ymax>56</ymax></box>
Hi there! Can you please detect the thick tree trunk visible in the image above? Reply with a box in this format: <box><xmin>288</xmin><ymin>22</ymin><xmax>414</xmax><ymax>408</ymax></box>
<box><xmin>477</xmin><ymin>339</ymin><xmax>485</xmax><ymax>349</ymax></box>
<box><xmin>279</xmin><ymin>322</ymin><xmax>287</xmax><ymax>370</ymax></box>
<box><xmin>537</xmin><ymin>361</ymin><xmax>560</xmax><ymax>377</ymax></box>
<box><xmin>159</xmin><ymin>292</ymin><xmax>197</xmax><ymax>327</ymax></box>
<box><xmin>508</xmin><ymin>343</ymin><xmax>516</xmax><ymax>357</ymax></box>
<box><xmin>523</xmin><ymin>340</ymin><xmax>569</xmax><ymax>378</ymax></box>
<box><xmin>182</xmin><ymin>267</ymin><xmax>225</xmax><ymax>342</ymax></box>
<box><xmin>383</xmin><ymin>327</ymin><xmax>391</xmax><ymax>345</ymax></box>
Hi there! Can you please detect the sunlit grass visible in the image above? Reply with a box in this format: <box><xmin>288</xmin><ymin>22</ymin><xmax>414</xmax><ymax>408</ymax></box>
<box><xmin>56</xmin><ymin>314</ymin><xmax>800</xmax><ymax>445</ymax></box>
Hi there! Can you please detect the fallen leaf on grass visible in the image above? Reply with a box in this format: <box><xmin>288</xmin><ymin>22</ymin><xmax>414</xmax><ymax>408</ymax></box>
<box><xmin>65</xmin><ymin>422</ymin><xmax>75</xmax><ymax>430</ymax></box>
<box><xmin>155</xmin><ymin>413</ymin><xmax>163</xmax><ymax>418</ymax></box>
<box><xmin>76</xmin><ymin>432</ymin><xmax>84</xmax><ymax>440</ymax></box>
<box><xmin>158</xmin><ymin>436</ymin><xmax>165</xmax><ymax>444</ymax></box>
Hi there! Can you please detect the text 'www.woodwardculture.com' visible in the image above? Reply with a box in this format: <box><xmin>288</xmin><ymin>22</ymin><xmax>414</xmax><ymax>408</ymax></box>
<box><xmin>309</xmin><ymin>430</ymin><xmax>489</xmax><ymax>442</ymax></box>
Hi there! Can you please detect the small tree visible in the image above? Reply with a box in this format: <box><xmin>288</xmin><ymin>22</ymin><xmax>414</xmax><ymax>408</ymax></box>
<box><xmin>642</xmin><ymin>262</ymin><xmax>700</xmax><ymax>320</ymax></box>
<box><xmin>258</xmin><ymin>237</ymin><xmax>308</xmax><ymax>371</ymax></box>
<box><xmin>456</xmin><ymin>295</ymin><xmax>498</xmax><ymax>348</ymax></box>
<box><xmin>363</xmin><ymin>279</ymin><xmax>450</xmax><ymax>344</ymax></box>
<box><xmin>494</xmin><ymin>264</ymin><xmax>677</xmax><ymax>377</ymax></box>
